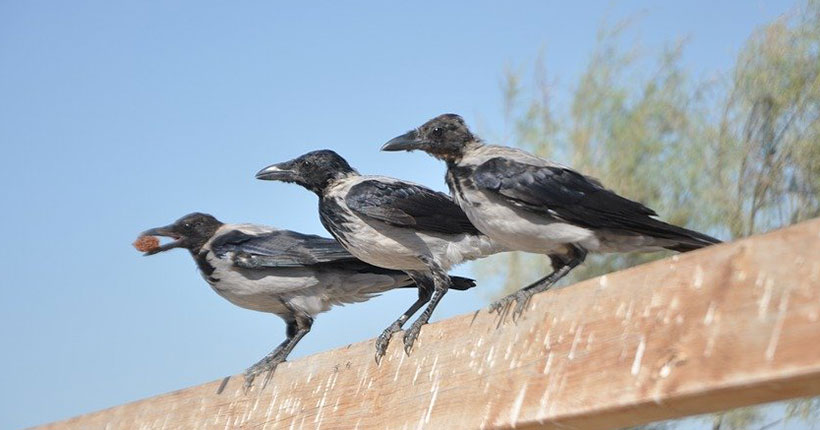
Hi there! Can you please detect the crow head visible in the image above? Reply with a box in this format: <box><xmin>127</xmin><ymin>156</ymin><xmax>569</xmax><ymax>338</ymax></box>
<box><xmin>140</xmin><ymin>212</ymin><xmax>223</xmax><ymax>255</ymax></box>
<box><xmin>381</xmin><ymin>114</ymin><xmax>475</xmax><ymax>162</ymax></box>
<box><xmin>255</xmin><ymin>149</ymin><xmax>357</xmax><ymax>195</ymax></box>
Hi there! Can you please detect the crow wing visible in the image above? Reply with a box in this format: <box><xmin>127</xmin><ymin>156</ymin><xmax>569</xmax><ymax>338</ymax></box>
<box><xmin>210</xmin><ymin>229</ymin><xmax>359</xmax><ymax>269</ymax></box>
<box><xmin>345</xmin><ymin>179</ymin><xmax>480</xmax><ymax>235</ymax></box>
<box><xmin>472</xmin><ymin>157</ymin><xmax>719</xmax><ymax>245</ymax></box>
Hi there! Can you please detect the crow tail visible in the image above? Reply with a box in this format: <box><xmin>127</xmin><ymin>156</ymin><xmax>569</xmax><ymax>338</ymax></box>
<box><xmin>449</xmin><ymin>276</ymin><xmax>477</xmax><ymax>291</ymax></box>
<box><xmin>661</xmin><ymin>224</ymin><xmax>722</xmax><ymax>252</ymax></box>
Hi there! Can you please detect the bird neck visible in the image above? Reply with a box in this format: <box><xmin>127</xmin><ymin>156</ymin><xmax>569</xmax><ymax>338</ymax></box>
<box><xmin>189</xmin><ymin>248</ymin><xmax>216</xmax><ymax>278</ymax></box>
<box><xmin>312</xmin><ymin>169</ymin><xmax>359</xmax><ymax>196</ymax></box>
<box><xmin>444</xmin><ymin>140</ymin><xmax>482</xmax><ymax>165</ymax></box>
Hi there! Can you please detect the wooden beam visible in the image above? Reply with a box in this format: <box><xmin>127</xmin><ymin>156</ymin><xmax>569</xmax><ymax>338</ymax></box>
<box><xmin>37</xmin><ymin>219</ymin><xmax>820</xmax><ymax>430</ymax></box>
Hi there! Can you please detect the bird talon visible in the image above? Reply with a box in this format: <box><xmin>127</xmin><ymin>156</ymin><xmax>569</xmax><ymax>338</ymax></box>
<box><xmin>403</xmin><ymin>322</ymin><xmax>422</xmax><ymax>355</ymax></box>
<box><xmin>489</xmin><ymin>295</ymin><xmax>515</xmax><ymax>317</ymax></box>
<box><xmin>243</xmin><ymin>354</ymin><xmax>285</xmax><ymax>393</ymax></box>
<box><xmin>488</xmin><ymin>297</ymin><xmax>507</xmax><ymax>314</ymax></box>
<box><xmin>490</xmin><ymin>291</ymin><xmax>534</xmax><ymax>324</ymax></box>
<box><xmin>261</xmin><ymin>366</ymin><xmax>277</xmax><ymax>390</ymax></box>
<box><xmin>511</xmin><ymin>291</ymin><xmax>533</xmax><ymax>320</ymax></box>
<box><xmin>403</xmin><ymin>335</ymin><xmax>416</xmax><ymax>355</ymax></box>
<box><xmin>374</xmin><ymin>334</ymin><xmax>391</xmax><ymax>364</ymax></box>
<box><xmin>243</xmin><ymin>370</ymin><xmax>259</xmax><ymax>394</ymax></box>
<box><xmin>375</xmin><ymin>322</ymin><xmax>403</xmax><ymax>364</ymax></box>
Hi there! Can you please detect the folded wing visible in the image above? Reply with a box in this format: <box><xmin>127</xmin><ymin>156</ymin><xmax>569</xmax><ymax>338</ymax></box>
<box><xmin>472</xmin><ymin>157</ymin><xmax>720</xmax><ymax>250</ymax></box>
<box><xmin>346</xmin><ymin>180</ymin><xmax>480</xmax><ymax>236</ymax></box>
<box><xmin>211</xmin><ymin>229</ymin><xmax>360</xmax><ymax>269</ymax></box>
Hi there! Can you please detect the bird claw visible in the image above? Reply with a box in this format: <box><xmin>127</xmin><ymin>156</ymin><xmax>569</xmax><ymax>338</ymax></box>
<box><xmin>374</xmin><ymin>322</ymin><xmax>402</xmax><ymax>364</ymax></box>
<box><xmin>402</xmin><ymin>320</ymin><xmax>423</xmax><ymax>355</ymax></box>
<box><xmin>489</xmin><ymin>294</ymin><xmax>515</xmax><ymax>316</ymax></box>
<box><xmin>243</xmin><ymin>355</ymin><xmax>285</xmax><ymax>393</ymax></box>
<box><xmin>374</xmin><ymin>337</ymin><xmax>389</xmax><ymax>365</ymax></box>
<box><xmin>243</xmin><ymin>370</ymin><xmax>261</xmax><ymax>394</ymax></box>
<box><xmin>489</xmin><ymin>290</ymin><xmax>534</xmax><ymax>323</ymax></box>
<box><xmin>511</xmin><ymin>291</ymin><xmax>534</xmax><ymax>320</ymax></box>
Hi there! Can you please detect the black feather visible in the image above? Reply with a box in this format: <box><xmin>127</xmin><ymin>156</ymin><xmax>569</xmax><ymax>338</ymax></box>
<box><xmin>472</xmin><ymin>158</ymin><xmax>720</xmax><ymax>249</ymax></box>
<box><xmin>345</xmin><ymin>180</ymin><xmax>481</xmax><ymax>236</ymax></box>
<box><xmin>211</xmin><ymin>229</ymin><xmax>359</xmax><ymax>268</ymax></box>
<box><xmin>449</xmin><ymin>276</ymin><xmax>476</xmax><ymax>291</ymax></box>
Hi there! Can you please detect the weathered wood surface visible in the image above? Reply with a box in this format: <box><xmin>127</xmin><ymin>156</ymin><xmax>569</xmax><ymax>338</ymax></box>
<box><xmin>37</xmin><ymin>219</ymin><xmax>820</xmax><ymax>430</ymax></box>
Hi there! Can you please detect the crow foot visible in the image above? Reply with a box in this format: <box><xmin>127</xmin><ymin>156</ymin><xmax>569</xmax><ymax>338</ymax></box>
<box><xmin>489</xmin><ymin>289</ymin><xmax>535</xmax><ymax>322</ymax></box>
<box><xmin>375</xmin><ymin>321</ymin><xmax>403</xmax><ymax>364</ymax></box>
<box><xmin>243</xmin><ymin>353</ymin><xmax>285</xmax><ymax>393</ymax></box>
<box><xmin>402</xmin><ymin>319</ymin><xmax>426</xmax><ymax>355</ymax></box>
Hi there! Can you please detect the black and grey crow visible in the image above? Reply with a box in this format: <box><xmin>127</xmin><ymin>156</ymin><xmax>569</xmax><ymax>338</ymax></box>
<box><xmin>255</xmin><ymin>150</ymin><xmax>506</xmax><ymax>359</ymax></box>
<box><xmin>383</xmin><ymin>114</ymin><xmax>721</xmax><ymax>318</ymax></box>
<box><xmin>140</xmin><ymin>212</ymin><xmax>471</xmax><ymax>388</ymax></box>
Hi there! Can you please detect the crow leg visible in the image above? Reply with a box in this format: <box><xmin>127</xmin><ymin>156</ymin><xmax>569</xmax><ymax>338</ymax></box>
<box><xmin>403</xmin><ymin>263</ymin><xmax>451</xmax><ymax>354</ymax></box>
<box><xmin>490</xmin><ymin>246</ymin><xmax>587</xmax><ymax>320</ymax></box>
<box><xmin>375</xmin><ymin>278</ymin><xmax>432</xmax><ymax>364</ymax></box>
<box><xmin>244</xmin><ymin>309</ymin><xmax>313</xmax><ymax>392</ymax></box>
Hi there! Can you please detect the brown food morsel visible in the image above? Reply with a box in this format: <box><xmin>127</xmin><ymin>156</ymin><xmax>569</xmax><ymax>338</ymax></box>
<box><xmin>133</xmin><ymin>235</ymin><xmax>160</xmax><ymax>252</ymax></box>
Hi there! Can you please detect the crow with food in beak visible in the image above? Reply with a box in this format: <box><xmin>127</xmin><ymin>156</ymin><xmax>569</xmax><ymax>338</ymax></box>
<box><xmin>140</xmin><ymin>212</ymin><xmax>475</xmax><ymax>389</ymax></box>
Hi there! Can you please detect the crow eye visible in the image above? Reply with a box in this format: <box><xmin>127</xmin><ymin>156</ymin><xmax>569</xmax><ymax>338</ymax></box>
<box><xmin>183</xmin><ymin>222</ymin><xmax>192</xmax><ymax>229</ymax></box>
<box><xmin>431</xmin><ymin>127</ymin><xmax>443</xmax><ymax>138</ymax></box>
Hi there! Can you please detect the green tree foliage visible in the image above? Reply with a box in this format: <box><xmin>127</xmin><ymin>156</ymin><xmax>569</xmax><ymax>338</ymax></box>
<box><xmin>703</xmin><ymin>0</ymin><xmax>820</xmax><ymax>238</ymax></box>
<box><xmin>481</xmin><ymin>1</ymin><xmax>820</xmax><ymax>428</ymax></box>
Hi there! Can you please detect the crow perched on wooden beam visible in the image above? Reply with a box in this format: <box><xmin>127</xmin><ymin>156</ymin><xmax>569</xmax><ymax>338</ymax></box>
<box><xmin>139</xmin><ymin>212</ymin><xmax>474</xmax><ymax>389</ymax></box>
<box><xmin>256</xmin><ymin>150</ymin><xmax>506</xmax><ymax>360</ymax></box>
<box><xmin>383</xmin><ymin>113</ymin><xmax>721</xmax><ymax>319</ymax></box>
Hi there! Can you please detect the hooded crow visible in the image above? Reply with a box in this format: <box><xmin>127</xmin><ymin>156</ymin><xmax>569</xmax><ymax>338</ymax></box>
<box><xmin>140</xmin><ymin>212</ymin><xmax>469</xmax><ymax>388</ymax></box>
<box><xmin>256</xmin><ymin>150</ymin><xmax>506</xmax><ymax>359</ymax></box>
<box><xmin>383</xmin><ymin>114</ymin><xmax>721</xmax><ymax>318</ymax></box>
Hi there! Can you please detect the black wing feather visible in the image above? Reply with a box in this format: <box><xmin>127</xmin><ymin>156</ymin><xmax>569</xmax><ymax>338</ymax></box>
<box><xmin>211</xmin><ymin>229</ymin><xmax>358</xmax><ymax>268</ymax></box>
<box><xmin>473</xmin><ymin>158</ymin><xmax>720</xmax><ymax>246</ymax></box>
<box><xmin>209</xmin><ymin>228</ymin><xmax>475</xmax><ymax>290</ymax></box>
<box><xmin>346</xmin><ymin>180</ymin><xmax>480</xmax><ymax>235</ymax></box>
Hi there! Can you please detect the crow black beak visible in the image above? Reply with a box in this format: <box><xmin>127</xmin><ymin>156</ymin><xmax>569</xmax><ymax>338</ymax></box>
<box><xmin>255</xmin><ymin>161</ymin><xmax>299</xmax><ymax>182</ymax></box>
<box><xmin>381</xmin><ymin>130</ymin><xmax>426</xmax><ymax>152</ymax></box>
<box><xmin>140</xmin><ymin>225</ymin><xmax>185</xmax><ymax>255</ymax></box>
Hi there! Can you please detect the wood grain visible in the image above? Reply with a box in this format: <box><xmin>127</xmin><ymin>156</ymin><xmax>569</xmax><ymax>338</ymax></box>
<box><xmin>37</xmin><ymin>219</ymin><xmax>820</xmax><ymax>430</ymax></box>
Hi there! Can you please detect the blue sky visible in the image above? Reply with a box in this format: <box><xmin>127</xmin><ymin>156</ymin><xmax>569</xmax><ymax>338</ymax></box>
<box><xmin>0</xmin><ymin>1</ymin><xmax>798</xmax><ymax>428</ymax></box>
